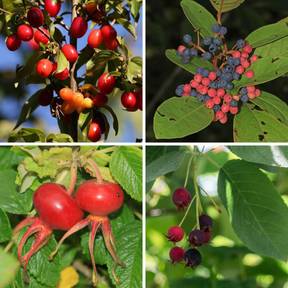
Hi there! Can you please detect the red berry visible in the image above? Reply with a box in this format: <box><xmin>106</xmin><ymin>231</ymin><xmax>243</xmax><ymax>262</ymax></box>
<box><xmin>223</xmin><ymin>94</ymin><xmax>232</xmax><ymax>103</ymax></box>
<box><xmin>208</xmin><ymin>71</ymin><xmax>217</xmax><ymax>81</ymax></box>
<box><xmin>104</xmin><ymin>38</ymin><xmax>118</xmax><ymax>50</ymax></box>
<box><xmin>247</xmin><ymin>86</ymin><xmax>255</xmax><ymax>93</ymax></box>
<box><xmin>183</xmin><ymin>84</ymin><xmax>191</xmax><ymax>94</ymax></box>
<box><xmin>54</xmin><ymin>68</ymin><xmax>70</xmax><ymax>80</ymax></box>
<box><xmin>70</xmin><ymin>16</ymin><xmax>88</xmax><ymax>38</ymax></box>
<box><xmin>230</xmin><ymin>106</ymin><xmax>239</xmax><ymax>115</ymax></box>
<box><xmin>190</xmin><ymin>80</ymin><xmax>199</xmax><ymax>88</ymax></box>
<box><xmin>213</xmin><ymin>96</ymin><xmax>221</xmax><ymax>105</ymax></box>
<box><xmin>201</xmin><ymin>77</ymin><xmax>210</xmax><ymax>87</ymax></box>
<box><xmin>232</xmin><ymin>51</ymin><xmax>241</xmax><ymax>58</ymax></box>
<box><xmin>189</xmin><ymin>229</ymin><xmax>206</xmax><ymax>246</ymax></box>
<box><xmin>28</xmin><ymin>38</ymin><xmax>40</xmax><ymax>50</ymax></box>
<box><xmin>75</xmin><ymin>181</ymin><xmax>124</xmax><ymax>216</ymax></box>
<box><xmin>27</xmin><ymin>7</ymin><xmax>44</xmax><ymax>28</ymax></box>
<box><xmin>167</xmin><ymin>226</ymin><xmax>184</xmax><ymax>242</ymax></box>
<box><xmin>101</xmin><ymin>24</ymin><xmax>117</xmax><ymax>41</ymax></box>
<box><xmin>243</xmin><ymin>44</ymin><xmax>253</xmax><ymax>54</ymax></box>
<box><xmin>88</xmin><ymin>29</ymin><xmax>103</xmax><ymax>48</ymax></box>
<box><xmin>216</xmin><ymin>88</ymin><xmax>225</xmax><ymax>98</ymax></box>
<box><xmin>250</xmin><ymin>55</ymin><xmax>258</xmax><ymax>63</ymax></box>
<box><xmin>38</xmin><ymin>86</ymin><xmax>53</xmax><ymax>106</ymax></box>
<box><xmin>121</xmin><ymin>92</ymin><xmax>138</xmax><ymax>111</ymax></box>
<box><xmin>219</xmin><ymin>113</ymin><xmax>228</xmax><ymax>124</ymax></box>
<box><xmin>177</xmin><ymin>45</ymin><xmax>186</xmax><ymax>54</ymax></box>
<box><xmin>91</xmin><ymin>92</ymin><xmax>108</xmax><ymax>107</ymax></box>
<box><xmin>235</xmin><ymin>65</ymin><xmax>245</xmax><ymax>74</ymax></box>
<box><xmin>205</xmin><ymin>99</ymin><xmax>214</xmax><ymax>109</ymax></box>
<box><xmin>33</xmin><ymin>183</ymin><xmax>84</xmax><ymax>230</ymax></box>
<box><xmin>255</xmin><ymin>89</ymin><xmax>261</xmax><ymax>97</ymax></box>
<box><xmin>215</xmin><ymin>110</ymin><xmax>225</xmax><ymax>120</ymax></box>
<box><xmin>6</xmin><ymin>34</ymin><xmax>21</xmax><ymax>51</ymax></box>
<box><xmin>45</xmin><ymin>0</ymin><xmax>61</xmax><ymax>17</ymax></box>
<box><xmin>169</xmin><ymin>247</ymin><xmax>185</xmax><ymax>263</ymax></box>
<box><xmin>87</xmin><ymin>121</ymin><xmax>102</xmax><ymax>142</ymax></box>
<box><xmin>61</xmin><ymin>44</ymin><xmax>78</xmax><ymax>63</ymax></box>
<box><xmin>172</xmin><ymin>188</ymin><xmax>191</xmax><ymax>209</ymax></box>
<box><xmin>97</xmin><ymin>72</ymin><xmax>116</xmax><ymax>94</ymax></box>
<box><xmin>245</xmin><ymin>70</ymin><xmax>254</xmax><ymax>78</ymax></box>
<box><xmin>34</xmin><ymin>28</ymin><xmax>50</xmax><ymax>45</ymax></box>
<box><xmin>241</xmin><ymin>52</ymin><xmax>249</xmax><ymax>59</ymax></box>
<box><xmin>241</xmin><ymin>60</ymin><xmax>250</xmax><ymax>69</ymax></box>
<box><xmin>17</xmin><ymin>24</ymin><xmax>34</xmax><ymax>41</ymax></box>
<box><xmin>221</xmin><ymin>104</ymin><xmax>230</xmax><ymax>113</ymax></box>
<box><xmin>194</xmin><ymin>74</ymin><xmax>202</xmax><ymax>83</ymax></box>
<box><xmin>207</xmin><ymin>88</ymin><xmax>216</xmax><ymax>98</ymax></box>
<box><xmin>36</xmin><ymin>59</ymin><xmax>53</xmax><ymax>78</ymax></box>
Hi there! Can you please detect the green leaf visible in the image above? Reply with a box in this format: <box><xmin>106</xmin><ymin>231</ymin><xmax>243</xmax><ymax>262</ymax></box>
<box><xmin>0</xmin><ymin>147</ymin><xmax>24</xmax><ymax>170</ymax></box>
<box><xmin>14</xmin><ymin>90</ymin><xmax>41</xmax><ymax>130</ymax></box>
<box><xmin>0</xmin><ymin>248</ymin><xmax>19</xmax><ymax>287</ymax></box>
<box><xmin>0</xmin><ymin>169</ymin><xmax>33</xmax><ymax>214</ymax></box>
<box><xmin>110</xmin><ymin>147</ymin><xmax>142</xmax><ymax>202</ymax></box>
<box><xmin>107</xmin><ymin>221</ymin><xmax>142</xmax><ymax>288</ymax></box>
<box><xmin>181</xmin><ymin>0</ymin><xmax>217</xmax><ymax>38</ymax></box>
<box><xmin>146</xmin><ymin>150</ymin><xmax>187</xmax><ymax>183</ymax></box>
<box><xmin>209</xmin><ymin>0</ymin><xmax>245</xmax><ymax>12</ymax></box>
<box><xmin>154</xmin><ymin>97</ymin><xmax>214</xmax><ymax>139</ymax></box>
<box><xmin>250</xmin><ymin>91</ymin><xmax>288</xmax><ymax>125</ymax></box>
<box><xmin>165</xmin><ymin>49</ymin><xmax>214</xmax><ymax>74</ymax></box>
<box><xmin>218</xmin><ymin>160</ymin><xmax>288</xmax><ymax>261</ymax></box>
<box><xmin>229</xmin><ymin>146</ymin><xmax>288</xmax><ymax>167</ymax></box>
<box><xmin>254</xmin><ymin>36</ymin><xmax>288</xmax><ymax>58</ymax></box>
<box><xmin>102</xmin><ymin>105</ymin><xmax>119</xmax><ymax>136</ymax></box>
<box><xmin>0</xmin><ymin>208</ymin><xmax>12</xmax><ymax>242</ymax></box>
<box><xmin>55</xmin><ymin>50</ymin><xmax>69</xmax><ymax>73</ymax></box>
<box><xmin>46</xmin><ymin>133</ymin><xmax>74</xmax><ymax>143</ymax></box>
<box><xmin>8</xmin><ymin>128</ymin><xmax>46</xmax><ymax>142</ymax></box>
<box><xmin>234</xmin><ymin>56</ymin><xmax>288</xmax><ymax>89</ymax></box>
<box><xmin>246</xmin><ymin>17</ymin><xmax>288</xmax><ymax>48</ymax></box>
<box><xmin>233</xmin><ymin>104</ymin><xmax>288</xmax><ymax>142</ymax></box>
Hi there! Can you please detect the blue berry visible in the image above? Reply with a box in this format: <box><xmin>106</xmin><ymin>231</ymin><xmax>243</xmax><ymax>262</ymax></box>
<box><xmin>222</xmin><ymin>73</ymin><xmax>233</xmax><ymax>81</ymax></box>
<box><xmin>213</xmin><ymin>104</ymin><xmax>221</xmax><ymax>112</ymax></box>
<box><xmin>204</xmin><ymin>95</ymin><xmax>210</xmax><ymax>101</ymax></box>
<box><xmin>209</xmin><ymin>44</ymin><xmax>218</xmax><ymax>54</ymax></box>
<box><xmin>183</xmin><ymin>34</ymin><xmax>192</xmax><ymax>44</ymax></box>
<box><xmin>241</xmin><ymin>95</ymin><xmax>249</xmax><ymax>103</ymax></box>
<box><xmin>175</xmin><ymin>85</ymin><xmax>184</xmax><ymax>96</ymax></box>
<box><xmin>219</xmin><ymin>79</ymin><xmax>227</xmax><ymax>88</ymax></box>
<box><xmin>226</xmin><ymin>82</ymin><xmax>234</xmax><ymax>90</ymax></box>
<box><xmin>212</xmin><ymin>23</ymin><xmax>221</xmax><ymax>33</ymax></box>
<box><xmin>227</xmin><ymin>57</ymin><xmax>235</xmax><ymax>66</ymax></box>
<box><xmin>236</xmin><ymin>39</ymin><xmax>245</xmax><ymax>49</ymax></box>
<box><xmin>233</xmin><ymin>58</ymin><xmax>240</xmax><ymax>66</ymax></box>
<box><xmin>198</xmin><ymin>95</ymin><xmax>205</xmax><ymax>102</ymax></box>
<box><xmin>230</xmin><ymin>100</ymin><xmax>238</xmax><ymax>107</ymax></box>
<box><xmin>209</xmin><ymin>82</ymin><xmax>218</xmax><ymax>89</ymax></box>
<box><xmin>240</xmin><ymin>87</ymin><xmax>248</xmax><ymax>95</ymax></box>
<box><xmin>216</xmin><ymin>70</ymin><xmax>222</xmax><ymax>77</ymax></box>
<box><xmin>233</xmin><ymin>73</ymin><xmax>240</xmax><ymax>80</ymax></box>
<box><xmin>196</xmin><ymin>67</ymin><xmax>204</xmax><ymax>74</ymax></box>
<box><xmin>190</xmin><ymin>90</ymin><xmax>197</xmax><ymax>97</ymax></box>
<box><xmin>213</xmin><ymin>38</ymin><xmax>222</xmax><ymax>46</ymax></box>
<box><xmin>202</xmin><ymin>69</ymin><xmax>209</xmax><ymax>77</ymax></box>
<box><xmin>190</xmin><ymin>48</ymin><xmax>198</xmax><ymax>57</ymax></box>
<box><xmin>202</xmin><ymin>52</ymin><xmax>212</xmax><ymax>60</ymax></box>
<box><xmin>223</xmin><ymin>65</ymin><xmax>234</xmax><ymax>73</ymax></box>
<box><xmin>203</xmin><ymin>37</ymin><xmax>212</xmax><ymax>46</ymax></box>
<box><xmin>219</xmin><ymin>26</ymin><xmax>228</xmax><ymax>36</ymax></box>
<box><xmin>183</xmin><ymin>49</ymin><xmax>190</xmax><ymax>57</ymax></box>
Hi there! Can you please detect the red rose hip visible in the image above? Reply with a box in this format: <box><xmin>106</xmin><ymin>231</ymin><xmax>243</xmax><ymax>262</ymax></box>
<box><xmin>6</xmin><ymin>34</ymin><xmax>21</xmax><ymax>51</ymax></box>
<box><xmin>97</xmin><ymin>72</ymin><xmax>116</xmax><ymax>94</ymax></box>
<box><xmin>36</xmin><ymin>59</ymin><xmax>53</xmax><ymax>78</ymax></box>
<box><xmin>121</xmin><ymin>91</ymin><xmax>138</xmax><ymax>111</ymax></box>
<box><xmin>88</xmin><ymin>29</ymin><xmax>103</xmax><ymax>48</ymax></box>
<box><xmin>45</xmin><ymin>0</ymin><xmax>61</xmax><ymax>17</ymax></box>
<box><xmin>61</xmin><ymin>44</ymin><xmax>78</xmax><ymax>63</ymax></box>
<box><xmin>70</xmin><ymin>16</ymin><xmax>88</xmax><ymax>38</ymax></box>
<box><xmin>17</xmin><ymin>24</ymin><xmax>34</xmax><ymax>41</ymax></box>
<box><xmin>27</xmin><ymin>7</ymin><xmax>44</xmax><ymax>28</ymax></box>
<box><xmin>87</xmin><ymin>121</ymin><xmax>102</xmax><ymax>142</ymax></box>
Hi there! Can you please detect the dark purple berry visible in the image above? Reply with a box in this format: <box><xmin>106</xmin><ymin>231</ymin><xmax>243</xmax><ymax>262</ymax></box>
<box><xmin>166</xmin><ymin>226</ymin><xmax>184</xmax><ymax>242</ymax></box>
<box><xmin>172</xmin><ymin>188</ymin><xmax>191</xmax><ymax>209</ymax></box>
<box><xmin>184</xmin><ymin>248</ymin><xmax>202</xmax><ymax>268</ymax></box>
<box><xmin>236</xmin><ymin>39</ymin><xmax>245</xmax><ymax>49</ymax></box>
<box><xmin>219</xmin><ymin>26</ymin><xmax>228</xmax><ymax>36</ymax></box>
<box><xmin>212</xmin><ymin>23</ymin><xmax>221</xmax><ymax>33</ymax></box>
<box><xmin>189</xmin><ymin>229</ymin><xmax>206</xmax><ymax>246</ymax></box>
<box><xmin>170</xmin><ymin>246</ymin><xmax>185</xmax><ymax>263</ymax></box>
<box><xmin>209</xmin><ymin>44</ymin><xmax>217</xmax><ymax>54</ymax></box>
<box><xmin>213</xmin><ymin>38</ymin><xmax>222</xmax><ymax>46</ymax></box>
<box><xmin>203</xmin><ymin>37</ymin><xmax>212</xmax><ymax>46</ymax></box>
<box><xmin>202</xmin><ymin>52</ymin><xmax>212</xmax><ymax>60</ymax></box>
<box><xmin>199</xmin><ymin>214</ymin><xmax>213</xmax><ymax>231</ymax></box>
<box><xmin>241</xmin><ymin>95</ymin><xmax>249</xmax><ymax>103</ymax></box>
<box><xmin>183</xmin><ymin>34</ymin><xmax>192</xmax><ymax>44</ymax></box>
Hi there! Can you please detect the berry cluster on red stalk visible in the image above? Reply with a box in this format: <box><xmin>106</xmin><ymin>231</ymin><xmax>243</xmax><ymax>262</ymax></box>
<box><xmin>175</xmin><ymin>24</ymin><xmax>261</xmax><ymax>124</ymax></box>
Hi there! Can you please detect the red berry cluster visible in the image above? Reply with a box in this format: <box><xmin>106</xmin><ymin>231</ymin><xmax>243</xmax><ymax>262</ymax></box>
<box><xmin>167</xmin><ymin>188</ymin><xmax>213</xmax><ymax>268</ymax></box>
<box><xmin>175</xmin><ymin>25</ymin><xmax>262</xmax><ymax>124</ymax></box>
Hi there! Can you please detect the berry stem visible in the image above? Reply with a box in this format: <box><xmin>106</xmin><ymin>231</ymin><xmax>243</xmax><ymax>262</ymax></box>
<box><xmin>0</xmin><ymin>7</ymin><xmax>12</xmax><ymax>14</ymax></box>
<box><xmin>184</xmin><ymin>155</ymin><xmax>193</xmax><ymax>188</ymax></box>
<box><xmin>217</xmin><ymin>0</ymin><xmax>225</xmax><ymax>24</ymax></box>
<box><xmin>193</xmin><ymin>167</ymin><xmax>202</xmax><ymax>229</ymax></box>
<box><xmin>199</xmin><ymin>185</ymin><xmax>221</xmax><ymax>213</ymax></box>
<box><xmin>67</xmin><ymin>158</ymin><xmax>78</xmax><ymax>195</ymax></box>
<box><xmin>178</xmin><ymin>194</ymin><xmax>196</xmax><ymax>227</ymax></box>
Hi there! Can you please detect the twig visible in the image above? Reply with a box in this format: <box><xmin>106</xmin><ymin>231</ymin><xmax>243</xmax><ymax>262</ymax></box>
<box><xmin>217</xmin><ymin>0</ymin><xmax>225</xmax><ymax>24</ymax></box>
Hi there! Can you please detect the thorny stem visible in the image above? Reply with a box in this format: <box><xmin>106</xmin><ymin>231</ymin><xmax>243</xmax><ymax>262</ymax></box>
<box><xmin>86</xmin><ymin>159</ymin><xmax>104</xmax><ymax>183</ymax></box>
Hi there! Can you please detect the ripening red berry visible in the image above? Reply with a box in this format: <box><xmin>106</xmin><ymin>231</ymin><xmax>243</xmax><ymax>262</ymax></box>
<box><xmin>177</xmin><ymin>45</ymin><xmax>186</xmax><ymax>54</ymax></box>
<box><xmin>70</xmin><ymin>16</ymin><xmax>88</xmax><ymax>38</ymax></box>
<box><xmin>28</xmin><ymin>37</ymin><xmax>40</xmax><ymax>50</ymax></box>
<box><xmin>97</xmin><ymin>72</ymin><xmax>116</xmax><ymax>94</ymax></box>
<box><xmin>17</xmin><ymin>24</ymin><xmax>34</xmax><ymax>41</ymax></box>
<box><xmin>88</xmin><ymin>29</ymin><xmax>103</xmax><ymax>48</ymax></box>
<box><xmin>221</xmin><ymin>104</ymin><xmax>230</xmax><ymax>113</ymax></box>
<box><xmin>27</xmin><ymin>7</ymin><xmax>44</xmax><ymax>28</ymax></box>
<box><xmin>230</xmin><ymin>106</ymin><xmax>239</xmax><ymax>115</ymax></box>
<box><xmin>54</xmin><ymin>68</ymin><xmax>70</xmax><ymax>80</ymax></box>
<box><xmin>45</xmin><ymin>0</ymin><xmax>61</xmax><ymax>17</ymax></box>
<box><xmin>61</xmin><ymin>44</ymin><xmax>78</xmax><ymax>63</ymax></box>
<box><xmin>250</xmin><ymin>55</ymin><xmax>258</xmax><ymax>63</ymax></box>
<box><xmin>235</xmin><ymin>65</ymin><xmax>245</xmax><ymax>74</ymax></box>
<box><xmin>216</xmin><ymin>88</ymin><xmax>225</xmax><ymax>98</ymax></box>
<box><xmin>36</xmin><ymin>59</ymin><xmax>53</xmax><ymax>78</ymax></box>
<box><xmin>169</xmin><ymin>247</ymin><xmax>185</xmax><ymax>264</ymax></box>
<box><xmin>104</xmin><ymin>38</ymin><xmax>118</xmax><ymax>50</ymax></box>
<box><xmin>243</xmin><ymin>44</ymin><xmax>253</xmax><ymax>54</ymax></box>
<box><xmin>166</xmin><ymin>226</ymin><xmax>184</xmax><ymax>242</ymax></box>
<box><xmin>121</xmin><ymin>92</ymin><xmax>138</xmax><ymax>111</ymax></box>
<box><xmin>215</xmin><ymin>110</ymin><xmax>225</xmax><ymax>120</ymax></box>
<box><xmin>87</xmin><ymin>121</ymin><xmax>102</xmax><ymax>142</ymax></box>
<box><xmin>205</xmin><ymin>99</ymin><xmax>214</xmax><ymax>109</ymax></box>
<box><xmin>34</xmin><ymin>28</ymin><xmax>50</xmax><ymax>45</ymax></box>
<box><xmin>208</xmin><ymin>71</ymin><xmax>217</xmax><ymax>81</ymax></box>
<box><xmin>213</xmin><ymin>96</ymin><xmax>221</xmax><ymax>105</ymax></box>
<box><xmin>101</xmin><ymin>24</ymin><xmax>117</xmax><ymax>40</ymax></box>
<box><xmin>6</xmin><ymin>34</ymin><xmax>21</xmax><ymax>51</ymax></box>
<box><xmin>208</xmin><ymin>88</ymin><xmax>216</xmax><ymax>98</ymax></box>
<box><xmin>190</xmin><ymin>80</ymin><xmax>199</xmax><ymax>88</ymax></box>
<box><xmin>38</xmin><ymin>86</ymin><xmax>53</xmax><ymax>106</ymax></box>
<box><xmin>219</xmin><ymin>113</ymin><xmax>228</xmax><ymax>124</ymax></box>
<box><xmin>245</xmin><ymin>70</ymin><xmax>254</xmax><ymax>78</ymax></box>
<box><xmin>194</xmin><ymin>74</ymin><xmax>202</xmax><ymax>83</ymax></box>
<box><xmin>91</xmin><ymin>92</ymin><xmax>108</xmax><ymax>107</ymax></box>
<box><xmin>172</xmin><ymin>188</ymin><xmax>191</xmax><ymax>209</ymax></box>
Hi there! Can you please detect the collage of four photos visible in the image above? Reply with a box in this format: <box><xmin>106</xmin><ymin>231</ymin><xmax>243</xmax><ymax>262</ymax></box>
<box><xmin>1</xmin><ymin>0</ymin><xmax>288</xmax><ymax>287</ymax></box>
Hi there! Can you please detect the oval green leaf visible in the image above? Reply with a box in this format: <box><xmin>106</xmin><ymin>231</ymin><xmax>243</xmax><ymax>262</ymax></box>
<box><xmin>233</xmin><ymin>104</ymin><xmax>288</xmax><ymax>142</ymax></box>
<box><xmin>218</xmin><ymin>160</ymin><xmax>288</xmax><ymax>261</ymax></box>
<box><xmin>154</xmin><ymin>97</ymin><xmax>214</xmax><ymax>139</ymax></box>
<box><xmin>210</xmin><ymin>0</ymin><xmax>245</xmax><ymax>13</ymax></box>
<box><xmin>0</xmin><ymin>208</ymin><xmax>12</xmax><ymax>243</ymax></box>
<box><xmin>181</xmin><ymin>0</ymin><xmax>217</xmax><ymax>38</ymax></box>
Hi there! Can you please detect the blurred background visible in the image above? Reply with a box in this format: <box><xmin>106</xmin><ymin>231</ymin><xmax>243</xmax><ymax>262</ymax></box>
<box><xmin>0</xmin><ymin>5</ymin><xmax>142</xmax><ymax>142</ymax></box>
<box><xmin>146</xmin><ymin>145</ymin><xmax>288</xmax><ymax>288</ymax></box>
<box><xmin>146</xmin><ymin>0</ymin><xmax>288</xmax><ymax>142</ymax></box>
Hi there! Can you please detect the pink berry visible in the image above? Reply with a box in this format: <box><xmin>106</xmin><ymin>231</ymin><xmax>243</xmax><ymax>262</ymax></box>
<box><xmin>224</xmin><ymin>94</ymin><xmax>232</xmax><ymax>103</ymax></box>
<box><xmin>233</xmin><ymin>95</ymin><xmax>240</xmax><ymax>101</ymax></box>
<box><xmin>216</xmin><ymin>110</ymin><xmax>225</xmax><ymax>120</ymax></box>
<box><xmin>177</xmin><ymin>45</ymin><xmax>186</xmax><ymax>54</ymax></box>
<box><xmin>243</xmin><ymin>44</ymin><xmax>253</xmax><ymax>54</ymax></box>
<box><xmin>219</xmin><ymin>114</ymin><xmax>228</xmax><ymax>124</ymax></box>
<box><xmin>230</xmin><ymin>106</ymin><xmax>239</xmax><ymax>115</ymax></box>
<box><xmin>167</xmin><ymin>226</ymin><xmax>184</xmax><ymax>242</ymax></box>
<box><xmin>205</xmin><ymin>99</ymin><xmax>214</xmax><ymax>109</ymax></box>
<box><xmin>255</xmin><ymin>89</ymin><xmax>261</xmax><ymax>97</ymax></box>
<box><xmin>198</xmin><ymin>86</ymin><xmax>208</xmax><ymax>95</ymax></box>
<box><xmin>236</xmin><ymin>65</ymin><xmax>245</xmax><ymax>74</ymax></box>
<box><xmin>183</xmin><ymin>84</ymin><xmax>191</xmax><ymax>94</ymax></box>
<box><xmin>221</xmin><ymin>104</ymin><xmax>230</xmax><ymax>113</ymax></box>
<box><xmin>247</xmin><ymin>86</ymin><xmax>255</xmax><ymax>93</ymax></box>
<box><xmin>172</xmin><ymin>188</ymin><xmax>191</xmax><ymax>209</ymax></box>
<box><xmin>201</xmin><ymin>77</ymin><xmax>210</xmax><ymax>87</ymax></box>
<box><xmin>232</xmin><ymin>51</ymin><xmax>241</xmax><ymax>58</ymax></box>
<box><xmin>169</xmin><ymin>247</ymin><xmax>185</xmax><ymax>264</ymax></box>
<box><xmin>213</xmin><ymin>96</ymin><xmax>221</xmax><ymax>105</ymax></box>
<box><xmin>208</xmin><ymin>71</ymin><xmax>217</xmax><ymax>81</ymax></box>
<box><xmin>250</xmin><ymin>55</ymin><xmax>258</xmax><ymax>63</ymax></box>
<box><xmin>241</xmin><ymin>52</ymin><xmax>249</xmax><ymax>59</ymax></box>
<box><xmin>190</xmin><ymin>80</ymin><xmax>199</xmax><ymax>88</ymax></box>
<box><xmin>194</xmin><ymin>74</ymin><xmax>202</xmax><ymax>83</ymax></box>
<box><xmin>248</xmin><ymin>92</ymin><xmax>255</xmax><ymax>99</ymax></box>
<box><xmin>241</xmin><ymin>60</ymin><xmax>251</xmax><ymax>69</ymax></box>
<box><xmin>245</xmin><ymin>70</ymin><xmax>254</xmax><ymax>78</ymax></box>
<box><xmin>208</xmin><ymin>88</ymin><xmax>216</xmax><ymax>98</ymax></box>
<box><xmin>216</xmin><ymin>88</ymin><xmax>225</xmax><ymax>98</ymax></box>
